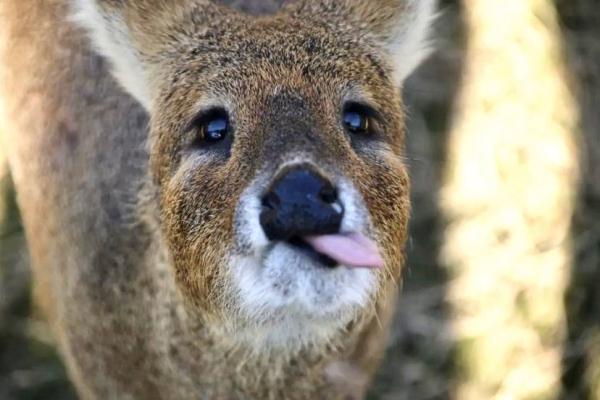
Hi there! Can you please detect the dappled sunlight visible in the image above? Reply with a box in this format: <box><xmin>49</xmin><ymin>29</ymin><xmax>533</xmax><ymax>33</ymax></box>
<box><xmin>442</xmin><ymin>0</ymin><xmax>579</xmax><ymax>398</ymax></box>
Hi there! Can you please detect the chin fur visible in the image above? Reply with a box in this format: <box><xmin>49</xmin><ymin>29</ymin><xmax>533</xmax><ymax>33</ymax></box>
<box><xmin>226</xmin><ymin>250</ymin><xmax>376</xmax><ymax>351</ymax></box>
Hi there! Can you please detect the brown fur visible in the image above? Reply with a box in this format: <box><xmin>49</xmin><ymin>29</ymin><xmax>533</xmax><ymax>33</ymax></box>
<box><xmin>0</xmin><ymin>0</ymin><xmax>428</xmax><ymax>398</ymax></box>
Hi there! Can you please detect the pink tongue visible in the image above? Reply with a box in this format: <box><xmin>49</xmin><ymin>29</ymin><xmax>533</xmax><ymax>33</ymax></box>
<box><xmin>303</xmin><ymin>233</ymin><xmax>384</xmax><ymax>269</ymax></box>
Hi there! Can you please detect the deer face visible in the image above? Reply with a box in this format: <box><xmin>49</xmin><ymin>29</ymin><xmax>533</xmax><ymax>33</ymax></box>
<box><xmin>74</xmin><ymin>0</ymin><xmax>434</xmax><ymax>347</ymax></box>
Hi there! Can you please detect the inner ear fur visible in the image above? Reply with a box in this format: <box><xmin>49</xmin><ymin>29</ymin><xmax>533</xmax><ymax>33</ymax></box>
<box><xmin>72</xmin><ymin>0</ymin><xmax>234</xmax><ymax>109</ymax></box>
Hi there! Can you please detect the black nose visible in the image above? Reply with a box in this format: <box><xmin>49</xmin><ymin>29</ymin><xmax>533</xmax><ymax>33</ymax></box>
<box><xmin>260</xmin><ymin>167</ymin><xmax>343</xmax><ymax>241</ymax></box>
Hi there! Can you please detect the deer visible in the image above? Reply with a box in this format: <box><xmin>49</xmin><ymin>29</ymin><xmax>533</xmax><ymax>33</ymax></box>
<box><xmin>0</xmin><ymin>0</ymin><xmax>435</xmax><ymax>398</ymax></box>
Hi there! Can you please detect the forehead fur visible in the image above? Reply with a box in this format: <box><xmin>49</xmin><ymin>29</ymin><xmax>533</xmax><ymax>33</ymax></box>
<box><xmin>73</xmin><ymin>0</ymin><xmax>435</xmax><ymax>109</ymax></box>
<box><xmin>157</xmin><ymin>15</ymin><xmax>396</xmax><ymax>103</ymax></box>
<box><xmin>213</xmin><ymin>0</ymin><xmax>293</xmax><ymax>16</ymax></box>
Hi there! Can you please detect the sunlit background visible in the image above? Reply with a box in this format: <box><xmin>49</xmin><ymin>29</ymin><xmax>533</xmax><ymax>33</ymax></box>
<box><xmin>1</xmin><ymin>0</ymin><xmax>599</xmax><ymax>399</ymax></box>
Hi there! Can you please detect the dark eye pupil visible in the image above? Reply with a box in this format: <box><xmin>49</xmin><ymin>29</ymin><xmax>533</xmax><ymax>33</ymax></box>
<box><xmin>343</xmin><ymin>111</ymin><xmax>368</xmax><ymax>132</ymax></box>
<box><xmin>205</xmin><ymin>117</ymin><xmax>228</xmax><ymax>141</ymax></box>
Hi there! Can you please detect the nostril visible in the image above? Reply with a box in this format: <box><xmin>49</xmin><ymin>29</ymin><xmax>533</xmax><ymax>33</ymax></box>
<box><xmin>318</xmin><ymin>184</ymin><xmax>338</xmax><ymax>204</ymax></box>
<box><xmin>261</xmin><ymin>192</ymin><xmax>280</xmax><ymax>210</ymax></box>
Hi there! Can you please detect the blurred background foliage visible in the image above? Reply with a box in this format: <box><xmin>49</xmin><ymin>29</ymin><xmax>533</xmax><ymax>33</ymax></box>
<box><xmin>1</xmin><ymin>0</ymin><xmax>599</xmax><ymax>399</ymax></box>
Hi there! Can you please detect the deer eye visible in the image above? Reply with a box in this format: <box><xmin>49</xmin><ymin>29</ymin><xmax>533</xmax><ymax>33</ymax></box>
<box><xmin>204</xmin><ymin>117</ymin><xmax>228</xmax><ymax>141</ymax></box>
<box><xmin>194</xmin><ymin>109</ymin><xmax>230</xmax><ymax>143</ymax></box>
<box><xmin>343</xmin><ymin>103</ymin><xmax>371</xmax><ymax>134</ymax></box>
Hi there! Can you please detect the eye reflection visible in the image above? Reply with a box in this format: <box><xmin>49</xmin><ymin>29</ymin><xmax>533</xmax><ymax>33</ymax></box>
<box><xmin>343</xmin><ymin>104</ymin><xmax>372</xmax><ymax>134</ymax></box>
<box><xmin>204</xmin><ymin>117</ymin><xmax>228</xmax><ymax>141</ymax></box>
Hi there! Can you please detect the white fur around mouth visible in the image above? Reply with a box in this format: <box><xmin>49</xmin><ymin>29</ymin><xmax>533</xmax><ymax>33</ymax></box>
<box><xmin>231</xmin><ymin>241</ymin><xmax>376</xmax><ymax>332</ymax></box>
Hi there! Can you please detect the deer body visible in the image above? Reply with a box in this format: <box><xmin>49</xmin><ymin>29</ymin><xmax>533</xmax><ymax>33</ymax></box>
<box><xmin>0</xmin><ymin>1</ymin><xmax>434</xmax><ymax>398</ymax></box>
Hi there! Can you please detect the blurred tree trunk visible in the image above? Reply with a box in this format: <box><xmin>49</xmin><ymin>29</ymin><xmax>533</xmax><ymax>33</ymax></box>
<box><xmin>442</xmin><ymin>0</ymin><xmax>579</xmax><ymax>398</ymax></box>
<box><xmin>556</xmin><ymin>0</ymin><xmax>600</xmax><ymax>398</ymax></box>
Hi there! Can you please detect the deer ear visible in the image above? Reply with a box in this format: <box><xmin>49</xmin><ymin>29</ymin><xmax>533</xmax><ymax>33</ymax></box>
<box><xmin>293</xmin><ymin>0</ymin><xmax>437</xmax><ymax>86</ymax></box>
<box><xmin>72</xmin><ymin>0</ymin><xmax>153</xmax><ymax>109</ymax></box>
<box><xmin>71</xmin><ymin>0</ymin><xmax>230</xmax><ymax>110</ymax></box>
<box><xmin>373</xmin><ymin>0</ymin><xmax>437</xmax><ymax>85</ymax></box>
